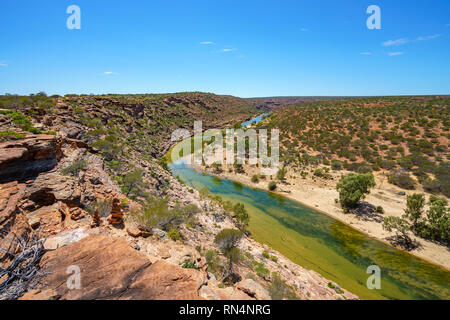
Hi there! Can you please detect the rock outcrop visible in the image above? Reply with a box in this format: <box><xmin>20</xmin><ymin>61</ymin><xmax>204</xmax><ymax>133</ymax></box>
<box><xmin>30</xmin><ymin>235</ymin><xmax>206</xmax><ymax>300</ymax></box>
<box><xmin>107</xmin><ymin>198</ymin><xmax>124</xmax><ymax>226</ymax></box>
<box><xmin>0</xmin><ymin>135</ymin><xmax>62</xmax><ymax>183</ymax></box>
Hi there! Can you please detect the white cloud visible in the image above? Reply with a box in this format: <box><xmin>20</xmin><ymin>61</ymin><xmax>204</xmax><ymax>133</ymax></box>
<box><xmin>300</xmin><ymin>28</ymin><xmax>308</xmax><ymax>32</ymax></box>
<box><xmin>200</xmin><ymin>41</ymin><xmax>214</xmax><ymax>45</ymax></box>
<box><xmin>446</xmin><ymin>24</ymin><xmax>450</xmax><ymax>27</ymax></box>
<box><xmin>221</xmin><ymin>48</ymin><xmax>237</xmax><ymax>52</ymax></box>
<box><xmin>383</xmin><ymin>38</ymin><xmax>409</xmax><ymax>46</ymax></box>
<box><xmin>360</xmin><ymin>52</ymin><xmax>372</xmax><ymax>55</ymax></box>
<box><xmin>416</xmin><ymin>34</ymin><xmax>440</xmax><ymax>41</ymax></box>
<box><xmin>104</xmin><ymin>71</ymin><xmax>118</xmax><ymax>75</ymax></box>
<box><xmin>0</xmin><ymin>61</ymin><xmax>7</xmax><ymax>67</ymax></box>
<box><xmin>388</xmin><ymin>52</ymin><xmax>404</xmax><ymax>56</ymax></box>
<box><xmin>383</xmin><ymin>34</ymin><xmax>440</xmax><ymax>47</ymax></box>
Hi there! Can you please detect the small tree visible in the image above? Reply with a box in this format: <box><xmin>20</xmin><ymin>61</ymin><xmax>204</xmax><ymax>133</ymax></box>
<box><xmin>214</xmin><ymin>229</ymin><xmax>243</xmax><ymax>281</ymax></box>
<box><xmin>233</xmin><ymin>203</ymin><xmax>250</xmax><ymax>231</ymax></box>
<box><xmin>424</xmin><ymin>199</ymin><xmax>449</xmax><ymax>243</ymax></box>
<box><xmin>336</xmin><ymin>173</ymin><xmax>376</xmax><ymax>211</ymax></box>
<box><xmin>122</xmin><ymin>169</ymin><xmax>145</xmax><ymax>197</ymax></box>
<box><xmin>382</xmin><ymin>216</ymin><xmax>413</xmax><ymax>246</ymax></box>
<box><xmin>276</xmin><ymin>167</ymin><xmax>287</xmax><ymax>181</ymax></box>
<box><xmin>403</xmin><ymin>193</ymin><xmax>425</xmax><ymax>229</ymax></box>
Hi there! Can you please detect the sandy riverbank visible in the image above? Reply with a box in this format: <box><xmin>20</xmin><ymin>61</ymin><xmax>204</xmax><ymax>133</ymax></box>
<box><xmin>195</xmin><ymin>162</ymin><xmax>450</xmax><ymax>271</ymax></box>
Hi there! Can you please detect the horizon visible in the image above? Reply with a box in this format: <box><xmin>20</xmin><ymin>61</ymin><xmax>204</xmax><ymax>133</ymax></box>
<box><xmin>1</xmin><ymin>0</ymin><xmax>450</xmax><ymax>97</ymax></box>
<box><xmin>2</xmin><ymin>91</ymin><xmax>450</xmax><ymax>99</ymax></box>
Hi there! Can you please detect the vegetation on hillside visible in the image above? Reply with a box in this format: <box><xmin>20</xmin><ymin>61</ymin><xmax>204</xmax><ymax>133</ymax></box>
<box><xmin>257</xmin><ymin>96</ymin><xmax>449</xmax><ymax>197</ymax></box>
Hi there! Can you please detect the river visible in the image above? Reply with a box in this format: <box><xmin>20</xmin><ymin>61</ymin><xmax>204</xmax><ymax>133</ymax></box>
<box><xmin>167</xmin><ymin>115</ymin><xmax>450</xmax><ymax>300</ymax></box>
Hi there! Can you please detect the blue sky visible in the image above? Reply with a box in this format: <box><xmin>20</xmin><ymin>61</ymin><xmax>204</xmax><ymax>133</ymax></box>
<box><xmin>1</xmin><ymin>0</ymin><xmax>449</xmax><ymax>97</ymax></box>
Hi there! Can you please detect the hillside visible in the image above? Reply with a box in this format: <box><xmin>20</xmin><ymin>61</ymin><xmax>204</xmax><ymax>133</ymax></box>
<box><xmin>0</xmin><ymin>92</ymin><xmax>356</xmax><ymax>301</ymax></box>
<box><xmin>257</xmin><ymin>96</ymin><xmax>450</xmax><ymax>197</ymax></box>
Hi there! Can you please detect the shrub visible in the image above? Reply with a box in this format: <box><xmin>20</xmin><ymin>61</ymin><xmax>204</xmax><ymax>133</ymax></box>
<box><xmin>205</xmin><ymin>250</ymin><xmax>221</xmax><ymax>275</ymax></box>
<box><xmin>421</xmin><ymin>178</ymin><xmax>442</xmax><ymax>194</ymax></box>
<box><xmin>382</xmin><ymin>216</ymin><xmax>412</xmax><ymax>245</ymax></box>
<box><xmin>168</xmin><ymin>228</ymin><xmax>182</xmax><ymax>241</ymax></box>
<box><xmin>251</xmin><ymin>175</ymin><xmax>259</xmax><ymax>183</ymax></box>
<box><xmin>376</xmin><ymin>206</ymin><xmax>384</xmax><ymax>214</ymax></box>
<box><xmin>262</xmin><ymin>250</ymin><xmax>270</xmax><ymax>259</ymax></box>
<box><xmin>268</xmin><ymin>181</ymin><xmax>277</xmax><ymax>191</ymax></box>
<box><xmin>62</xmin><ymin>159</ymin><xmax>87</xmax><ymax>176</ymax></box>
<box><xmin>214</xmin><ymin>229</ymin><xmax>243</xmax><ymax>253</ymax></box>
<box><xmin>404</xmin><ymin>193</ymin><xmax>425</xmax><ymax>228</ymax></box>
<box><xmin>276</xmin><ymin>167</ymin><xmax>287</xmax><ymax>180</ymax></box>
<box><xmin>0</xmin><ymin>130</ymin><xmax>26</xmax><ymax>139</ymax></box>
<box><xmin>336</xmin><ymin>173</ymin><xmax>376</xmax><ymax>210</ymax></box>
<box><xmin>94</xmin><ymin>198</ymin><xmax>113</xmax><ymax>218</ymax></box>
<box><xmin>268</xmin><ymin>272</ymin><xmax>298</xmax><ymax>300</ymax></box>
<box><xmin>181</xmin><ymin>261</ymin><xmax>199</xmax><ymax>270</ymax></box>
<box><xmin>233</xmin><ymin>203</ymin><xmax>250</xmax><ymax>230</ymax></box>
<box><xmin>255</xmin><ymin>262</ymin><xmax>270</xmax><ymax>278</ymax></box>
<box><xmin>388</xmin><ymin>171</ymin><xmax>415</xmax><ymax>190</ymax></box>
<box><xmin>122</xmin><ymin>169</ymin><xmax>146</xmax><ymax>198</ymax></box>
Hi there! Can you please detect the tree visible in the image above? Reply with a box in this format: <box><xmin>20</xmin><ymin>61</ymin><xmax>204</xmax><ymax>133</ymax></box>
<box><xmin>424</xmin><ymin>199</ymin><xmax>449</xmax><ymax>243</ymax></box>
<box><xmin>122</xmin><ymin>169</ymin><xmax>145</xmax><ymax>198</ymax></box>
<box><xmin>233</xmin><ymin>203</ymin><xmax>249</xmax><ymax>231</ymax></box>
<box><xmin>336</xmin><ymin>173</ymin><xmax>376</xmax><ymax>211</ymax></box>
<box><xmin>382</xmin><ymin>216</ymin><xmax>413</xmax><ymax>246</ymax></box>
<box><xmin>276</xmin><ymin>167</ymin><xmax>287</xmax><ymax>181</ymax></box>
<box><xmin>214</xmin><ymin>229</ymin><xmax>243</xmax><ymax>282</ymax></box>
<box><xmin>403</xmin><ymin>193</ymin><xmax>425</xmax><ymax>229</ymax></box>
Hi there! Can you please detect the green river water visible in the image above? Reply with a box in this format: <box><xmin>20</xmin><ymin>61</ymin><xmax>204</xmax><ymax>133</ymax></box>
<box><xmin>167</xmin><ymin>123</ymin><xmax>450</xmax><ymax>300</ymax></box>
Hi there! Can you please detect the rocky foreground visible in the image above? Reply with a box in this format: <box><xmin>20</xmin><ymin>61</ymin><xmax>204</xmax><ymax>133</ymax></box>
<box><xmin>0</xmin><ymin>95</ymin><xmax>358</xmax><ymax>300</ymax></box>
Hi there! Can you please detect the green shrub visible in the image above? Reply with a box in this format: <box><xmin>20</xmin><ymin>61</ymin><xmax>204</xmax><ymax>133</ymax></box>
<box><xmin>181</xmin><ymin>261</ymin><xmax>199</xmax><ymax>270</ymax></box>
<box><xmin>336</xmin><ymin>173</ymin><xmax>376</xmax><ymax>210</ymax></box>
<box><xmin>168</xmin><ymin>228</ymin><xmax>182</xmax><ymax>241</ymax></box>
<box><xmin>388</xmin><ymin>171</ymin><xmax>415</xmax><ymax>190</ymax></box>
<box><xmin>0</xmin><ymin>130</ymin><xmax>26</xmax><ymax>139</ymax></box>
<box><xmin>62</xmin><ymin>159</ymin><xmax>87</xmax><ymax>176</ymax></box>
<box><xmin>268</xmin><ymin>272</ymin><xmax>298</xmax><ymax>300</ymax></box>
<box><xmin>268</xmin><ymin>181</ymin><xmax>277</xmax><ymax>191</ymax></box>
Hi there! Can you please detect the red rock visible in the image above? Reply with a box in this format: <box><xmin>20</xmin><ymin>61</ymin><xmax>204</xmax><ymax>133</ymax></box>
<box><xmin>30</xmin><ymin>235</ymin><xmax>207</xmax><ymax>300</ymax></box>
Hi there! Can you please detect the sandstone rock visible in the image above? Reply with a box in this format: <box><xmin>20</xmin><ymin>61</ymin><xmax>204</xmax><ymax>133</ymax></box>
<box><xmin>43</xmin><ymin>227</ymin><xmax>90</xmax><ymax>250</ymax></box>
<box><xmin>107</xmin><ymin>198</ymin><xmax>124</xmax><ymax>226</ymax></box>
<box><xmin>90</xmin><ymin>209</ymin><xmax>102</xmax><ymax>228</ymax></box>
<box><xmin>150</xmin><ymin>228</ymin><xmax>167</xmax><ymax>239</ymax></box>
<box><xmin>0</xmin><ymin>135</ymin><xmax>62</xmax><ymax>183</ymax></box>
<box><xmin>69</xmin><ymin>207</ymin><xmax>86</xmax><ymax>221</ymax></box>
<box><xmin>32</xmin><ymin>235</ymin><xmax>207</xmax><ymax>300</ymax></box>
<box><xmin>19</xmin><ymin>289</ymin><xmax>60</xmax><ymax>300</ymax></box>
<box><xmin>199</xmin><ymin>285</ymin><xmax>253</xmax><ymax>300</ymax></box>
<box><xmin>26</xmin><ymin>203</ymin><xmax>65</xmax><ymax>236</ymax></box>
<box><xmin>36</xmin><ymin>235</ymin><xmax>152</xmax><ymax>300</ymax></box>
<box><xmin>0</xmin><ymin>181</ymin><xmax>31</xmax><ymax>267</ymax></box>
<box><xmin>236</xmin><ymin>279</ymin><xmax>271</xmax><ymax>300</ymax></box>
<box><xmin>127</xmin><ymin>226</ymin><xmax>142</xmax><ymax>238</ymax></box>
<box><xmin>120</xmin><ymin>260</ymin><xmax>205</xmax><ymax>300</ymax></box>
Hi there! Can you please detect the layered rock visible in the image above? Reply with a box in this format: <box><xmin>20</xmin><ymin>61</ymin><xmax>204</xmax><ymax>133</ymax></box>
<box><xmin>28</xmin><ymin>235</ymin><xmax>206</xmax><ymax>300</ymax></box>
<box><xmin>107</xmin><ymin>198</ymin><xmax>124</xmax><ymax>226</ymax></box>
<box><xmin>0</xmin><ymin>135</ymin><xmax>62</xmax><ymax>183</ymax></box>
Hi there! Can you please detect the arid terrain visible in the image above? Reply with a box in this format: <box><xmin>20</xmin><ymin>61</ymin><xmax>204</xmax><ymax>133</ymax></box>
<box><xmin>0</xmin><ymin>92</ymin><xmax>356</xmax><ymax>300</ymax></box>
